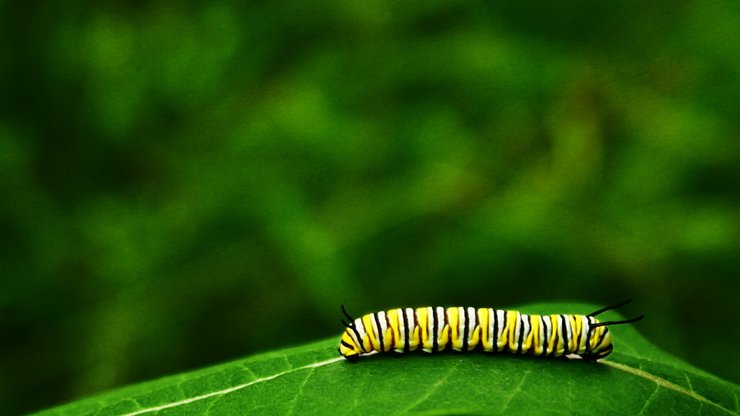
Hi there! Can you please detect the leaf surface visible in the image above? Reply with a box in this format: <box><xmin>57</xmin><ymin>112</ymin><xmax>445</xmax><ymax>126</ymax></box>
<box><xmin>34</xmin><ymin>303</ymin><xmax>740</xmax><ymax>416</ymax></box>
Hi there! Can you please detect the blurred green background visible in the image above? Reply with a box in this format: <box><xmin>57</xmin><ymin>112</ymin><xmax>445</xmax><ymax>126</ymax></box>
<box><xmin>1</xmin><ymin>1</ymin><xmax>739</xmax><ymax>414</ymax></box>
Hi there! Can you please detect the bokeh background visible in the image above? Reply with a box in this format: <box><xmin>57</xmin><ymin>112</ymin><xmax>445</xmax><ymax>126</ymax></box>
<box><xmin>2</xmin><ymin>1</ymin><xmax>739</xmax><ymax>414</ymax></box>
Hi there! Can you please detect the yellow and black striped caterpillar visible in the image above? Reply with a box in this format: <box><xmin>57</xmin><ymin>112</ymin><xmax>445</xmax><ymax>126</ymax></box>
<box><xmin>338</xmin><ymin>300</ymin><xmax>643</xmax><ymax>362</ymax></box>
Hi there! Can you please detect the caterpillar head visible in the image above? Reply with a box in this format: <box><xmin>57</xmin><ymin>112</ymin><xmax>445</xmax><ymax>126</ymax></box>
<box><xmin>581</xmin><ymin>299</ymin><xmax>644</xmax><ymax>361</ymax></box>
<box><xmin>338</xmin><ymin>329</ymin><xmax>362</xmax><ymax>362</ymax></box>
<box><xmin>338</xmin><ymin>305</ymin><xmax>362</xmax><ymax>362</ymax></box>
<box><xmin>581</xmin><ymin>318</ymin><xmax>614</xmax><ymax>361</ymax></box>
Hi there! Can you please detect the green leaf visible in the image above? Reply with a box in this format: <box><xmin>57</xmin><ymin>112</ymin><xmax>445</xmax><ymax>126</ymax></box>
<box><xmin>34</xmin><ymin>303</ymin><xmax>739</xmax><ymax>416</ymax></box>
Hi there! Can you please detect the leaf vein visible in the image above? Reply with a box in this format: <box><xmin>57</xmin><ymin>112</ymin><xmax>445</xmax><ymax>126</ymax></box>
<box><xmin>394</xmin><ymin>359</ymin><xmax>463</xmax><ymax>415</ymax></box>
<box><xmin>683</xmin><ymin>371</ymin><xmax>696</xmax><ymax>394</ymax></box>
<box><xmin>637</xmin><ymin>384</ymin><xmax>659</xmax><ymax>415</ymax></box>
<box><xmin>602</xmin><ymin>360</ymin><xmax>738</xmax><ymax>416</ymax></box>
<box><xmin>500</xmin><ymin>368</ymin><xmax>531</xmax><ymax>413</ymax></box>
<box><xmin>286</xmin><ymin>367</ymin><xmax>316</xmax><ymax>415</ymax></box>
<box><xmin>202</xmin><ymin>395</ymin><xmax>223</xmax><ymax>416</ymax></box>
<box><xmin>118</xmin><ymin>356</ymin><xmax>344</xmax><ymax>416</ymax></box>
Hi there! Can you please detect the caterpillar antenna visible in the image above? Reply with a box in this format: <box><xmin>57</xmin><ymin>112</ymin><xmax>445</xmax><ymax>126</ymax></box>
<box><xmin>591</xmin><ymin>315</ymin><xmax>645</xmax><ymax>328</ymax></box>
<box><xmin>341</xmin><ymin>304</ymin><xmax>355</xmax><ymax>324</ymax></box>
<box><xmin>588</xmin><ymin>299</ymin><xmax>634</xmax><ymax>317</ymax></box>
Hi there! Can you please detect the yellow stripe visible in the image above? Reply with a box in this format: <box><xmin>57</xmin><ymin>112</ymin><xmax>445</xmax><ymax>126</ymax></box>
<box><xmin>478</xmin><ymin>308</ymin><xmax>490</xmax><ymax>351</ymax></box>
<box><xmin>386</xmin><ymin>309</ymin><xmax>402</xmax><ymax>351</ymax></box>
<box><xmin>530</xmin><ymin>315</ymin><xmax>541</xmax><ymax>355</ymax></box>
<box><xmin>591</xmin><ymin>324</ymin><xmax>606</xmax><ymax>351</ymax></box>
<box><xmin>416</xmin><ymin>307</ymin><xmax>430</xmax><ymax>351</ymax></box>
<box><xmin>549</xmin><ymin>314</ymin><xmax>560</xmax><ymax>356</ymax></box>
<box><xmin>498</xmin><ymin>311</ymin><xmax>508</xmax><ymax>351</ymax></box>
<box><xmin>339</xmin><ymin>332</ymin><xmax>355</xmax><ymax>355</ymax></box>
<box><xmin>568</xmin><ymin>315</ymin><xmax>579</xmax><ymax>353</ymax></box>
<box><xmin>506</xmin><ymin>310</ymin><xmax>519</xmax><ymax>352</ymax></box>
<box><xmin>576</xmin><ymin>316</ymin><xmax>586</xmax><ymax>354</ymax></box>
<box><xmin>362</xmin><ymin>315</ymin><xmax>379</xmax><ymax>352</ymax></box>
<box><xmin>408</xmin><ymin>310</ymin><xmax>420</xmax><ymax>351</ymax></box>
<box><xmin>469</xmin><ymin>308</ymin><xmax>481</xmax><ymax>350</ymax></box>
<box><xmin>439</xmin><ymin>308</ymin><xmax>450</xmax><ymax>350</ymax></box>
<box><xmin>378</xmin><ymin>313</ymin><xmax>391</xmax><ymax>352</ymax></box>
<box><xmin>447</xmin><ymin>307</ymin><xmax>461</xmax><ymax>350</ymax></box>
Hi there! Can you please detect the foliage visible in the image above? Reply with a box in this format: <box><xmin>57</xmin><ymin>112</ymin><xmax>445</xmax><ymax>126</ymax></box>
<box><xmin>35</xmin><ymin>304</ymin><xmax>739</xmax><ymax>416</ymax></box>
<box><xmin>1</xmin><ymin>1</ymin><xmax>739</xmax><ymax>414</ymax></box>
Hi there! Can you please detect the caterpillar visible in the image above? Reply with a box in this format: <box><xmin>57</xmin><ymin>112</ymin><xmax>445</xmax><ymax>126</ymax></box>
<box><xmin>338</xmin><ymin>300</ymin><xmax>643</xmax><ymax>362</ymax></box>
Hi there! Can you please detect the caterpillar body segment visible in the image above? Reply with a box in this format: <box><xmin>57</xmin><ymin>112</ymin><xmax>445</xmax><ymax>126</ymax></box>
<box><xmin>338</xmin><ymin>303</ymin><xmax>643</xmax><ymax>362</ymax></box>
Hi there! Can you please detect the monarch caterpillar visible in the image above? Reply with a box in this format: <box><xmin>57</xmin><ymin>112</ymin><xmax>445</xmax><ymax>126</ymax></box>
<box><xmin>338</xmin><ymin>300</ymin><xmax>643</xmax><ymax>362</ymax></box>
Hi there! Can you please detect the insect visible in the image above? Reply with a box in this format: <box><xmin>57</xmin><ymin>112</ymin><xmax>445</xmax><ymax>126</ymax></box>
<box><xmin>338</xmin><ymin>300</ymin><xmax>643</xmax><ymax>362</ymax></box>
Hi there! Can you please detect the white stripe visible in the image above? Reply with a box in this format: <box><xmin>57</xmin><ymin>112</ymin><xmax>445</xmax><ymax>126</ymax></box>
<box><xmin>353</xmin><ymin>317</ymin><xmax>366</xmax><ymax>352</ymax></box>
<box><xmin>456</xmin><ymin>307</ymin><xmax>465</xmax><ymax>351</ymax></box>
<box><xmin>579</xmin><ymin>316</ymin><xmax>588</xmax><ymax>354</ymax></box>
<box><xmin>353</xmin><ymin>318</ymin><xmax>366</xmax><ymax>338</ymax></box>
<box><xmin>378</xmin><ymin>311</ymin><xmax>388</xmax><ymax>352</ymax></box>
<box><xmin>122</xmin><ymin>357</ymin><xmax>344</xmax><ymax>416</ymax></box>
<box><xmin>487</xmin><ymin>309</ymin><xmax>494</xmax><ymax>352</ymax></box>
<box><xmin>396</xmin><ymin>308</ymin><xmax>405</xmax><ymax>352</ymax></box>
<box><xmin>436</xmin><ymin>307</ymin><xmax>444</xmax><ymax>351</ymax></box>
<box><xmin>495</xmin><ymin>310</ymin><xmax>505</xmax><ymax>350</ymax></box>
<box><xmin>521</xmin><ymin>315</ymin><xmax>531</xmax><ymax>352</ymax></box>
<box><xmin>467</xmin><ymin>307</ymin><xmax>476</xmax><ymax>350</ymax></box>
<box><xmin>405</xmin><ymin>308</ymin><xmax>415</xmax><ymax>330</ymax></box>
<box><xmin>425</xmin><ymin>307</ymin><xmax>434</xmax><ymax>352</ymax></box>
<box><xmin>513</xmin><ymin>312</ymin><xmax>521</xmax><ymax>350</ymax></box>
<box><xmin>405</xmin><ymin>308</ymin><xmax>416</xmax><ymax>350</ymax></box>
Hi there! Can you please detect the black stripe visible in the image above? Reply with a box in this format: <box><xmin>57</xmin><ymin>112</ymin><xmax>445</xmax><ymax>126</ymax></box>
<box><xmin>542</xmin><ymin>316</ymin><xmax>549</xmax><ymax>356</ymax></box>
<box><xmin>432</xmin><ymin>307</ymin><xmax>438</xmax><ymax>353</ymax></box>
<box><xmin>596</xmin><ymin>326</ymin><xmax>609</xmax><ymax>347</ymax></box>
<box><xmin>474</xmin><ymin>309</ymin><xmax>482</xmax><ymax>351</ymax></box>
<box><xmin>413</xmin><ymin>309</ymin><xmax>419</xmax><ymax>352</ymax></box>
<box><xmin>402</xmin><ymin>308</ymin><xmax>410</xmax><ymax>353</ymax></box>
<box><xmin>385</xmin><ymin>312</ymin><xmax>395</xmax><ymax>350</ymax></box>
<box><xmin>560</xmin><ymin>315</ymin><xmax>569</xmax><ymax>355</ymax></box>
<box><xmin>501</xmin><ymin>311</ymin><xmax>508</xmax><ymax>352</ymax></box>
<box><xmin>443</xmin><ymin>308</ymin><xmax>449</xmax><ymax>351</ymax></box>
<box><xmin>341</xmin><ymin>340</ymin><xmax>354</xmax><ymax>349</ymax></box>
<box><xmin>478</xmin><ymin>309</ymin><xmax>484</xmax><ymax>351</ymax></box>
<box><xmin>516</xmin><ymin>314</ymin><xmax>525</xmax><ymax>354</ymax></box>
<box><xmin>349</xmin><ymin>323</ymin><xmax>365</xmax><ymax>353</ymax></box>
<box><xmin>501</xmin><ymin>311</ymin><xmax>513</xmax><ymax>351</ymax></box>
<box><xmin>492</xmin><ymin>310</ymin><xmax>498</xmax><ymax>352</ymax></box>
<box><xmin>573</xmin><ymin>316</ymin><xmax>581</xmax><ymax>352</ymax></box>
<box><xmin>470</xmin><ymin>308</ymin><xmax>477</xmax><ymax>350</ymax></box>
<box><xmin>462</xmin><ymin>307</ymin><xmax>469</xmax><ymax>352</ymax></box>
<box><xmin>482</xmin><ymin>309</ymin><xmax>489</xmax><ymax>351</ymax></box>
<box><xmin>373</xmin><ymin>312</ymin><xmax>384</xmax><ymax>353</ymax></box>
